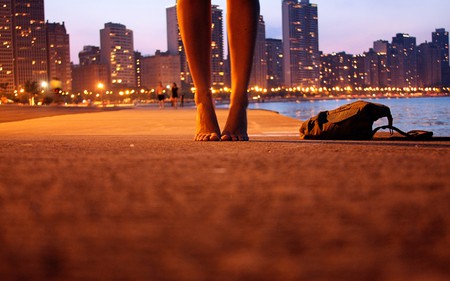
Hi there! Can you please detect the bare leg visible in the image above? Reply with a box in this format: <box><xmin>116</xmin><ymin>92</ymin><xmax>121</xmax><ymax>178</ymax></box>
<box><xmin>177</xmin><ymin>0</ymin><xmax>220</xmax><ymax>141</ymax></box>
<box><xmin>221</xmin><ymin>0</ymin><xmax>260</xmax><ymax>141</ymax></box>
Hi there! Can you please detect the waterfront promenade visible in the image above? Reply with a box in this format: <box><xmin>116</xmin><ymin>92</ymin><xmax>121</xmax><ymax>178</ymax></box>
<box><xmin>0</xmin><ymin>105</ymin><xmax>449</xmax><ymax>281</ymax></box>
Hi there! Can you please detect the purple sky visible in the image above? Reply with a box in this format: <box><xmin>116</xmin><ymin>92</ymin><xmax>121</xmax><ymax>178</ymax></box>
<box><xmin>45</xmin><ymin>0</ymin><xmax>449</xmax><ymax>64</ymax></box>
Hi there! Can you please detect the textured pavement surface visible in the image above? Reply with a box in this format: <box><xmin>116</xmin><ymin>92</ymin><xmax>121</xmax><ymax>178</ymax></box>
<box><xmin>0</xmin><ymin>106</ymin><xmax>449</xmax><ymax>281</ymax></box>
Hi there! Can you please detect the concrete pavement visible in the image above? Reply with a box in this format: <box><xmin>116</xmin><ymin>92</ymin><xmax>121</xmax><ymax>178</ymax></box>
<box><xmin>0</xmin><ymin>106</ymin><xmax>449</xmax><ymax>281</ymax></box>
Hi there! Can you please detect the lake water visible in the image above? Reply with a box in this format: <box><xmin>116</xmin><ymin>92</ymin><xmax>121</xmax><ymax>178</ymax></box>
<box><xmin>244</xmin><ymin>97</ymin><xmax>450</xmax><ymax>137</ymax></box>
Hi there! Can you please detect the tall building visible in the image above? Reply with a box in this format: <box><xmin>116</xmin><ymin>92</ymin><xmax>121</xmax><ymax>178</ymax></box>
<box><xmin>432</xmin><ymin>28</ymin><xmax>450</xmax><ymax>86</ymax></box>
<box><xmin>372</xmin><ymin>40</ymin><xmax>390</xmax><ymax>87</ymax></box>
<box><xmin>211</xmin><ymin>5</ymin><xmax>224</xmax><ymax>88</ymax></box>
<box><xmin>166</xmin><ymin>5</ymin><xmax>189</xmax><ymax>89</ymax></box>
<box><xmin>266</xmin><ymin>38</ymin><xmax>284</xmax><ymax>89</ymax></box>
<box><xmin>79</xmin><ymin>46</ymin><xmax>101</xmax><ymax>66</ymax></box>
<box><xmin>390</xmin><ymin>33</ymin><xmax>418</xmax><ymax>88</ymax></box>
<box><xmin>166</xmin><ymin>5</ymin><xmax>179</xmax><ymax>56</ymax></box>
<box><xmin>166</xmin><ymin>4</ymin><xmax>224</xmax><ymax>91</ymax></box>
<box><xmin>11</xmin><ymin>0</ymin><xmax>48</xmax><ymax>90</ymax></box>
<box><xmin>249</xmin><ymin>15</ymin><xmax>268</xmax><ymax>89</ymax></box>
<box><xmin>134</xmin><ymin>51</ymin><xmax>142</xmax><ymax>89</ymax></box>
<box><xmin>320</xmin><ymin>52</ymin><xmax>352</xmax><ymax>88</ymax></box>
<box><xmin>282</xmin><ymin>0</ymin><xmax>320</xmax><ymax>88</ymax></box>
<box><xmin>46</xmin><ymin>22</ymin><xmax>71</xmax><ymax>91</ymax></box>
<box><xmin>351</xmin><ymin>54</ymin><xmax>367</xmax><ymax>88</ymax></box>
<box><xmin>364</xmin><ymin>49</ymin><xmax>380</xmax><ymax>87</ymax></box>
<box><xmin>0</xmin><ymin>0</ymin><xmax>14</xmax><ymax>94</ymax></box>
<box><xmin>100</xmin><ymin>22</ymin><xmax>136</xmax><ymax>89</ymax></box>
<box><xmin>417</xmin><ymin>42</ymin><xmax>442</xmax><ymax>87</ymax></box>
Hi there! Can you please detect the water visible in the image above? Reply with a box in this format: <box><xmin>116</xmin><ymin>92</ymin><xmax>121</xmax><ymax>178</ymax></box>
<box><xmin>244</xmin><ymin>97</ymin><xmax>450</xmax><ymax>137</ymax></box>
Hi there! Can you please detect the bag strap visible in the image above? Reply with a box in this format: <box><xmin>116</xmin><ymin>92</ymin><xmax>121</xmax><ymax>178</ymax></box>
<box><xmin>373</xmin><ymin>125</ymin><xmax>433</xmax><ymax>140</ymax></box>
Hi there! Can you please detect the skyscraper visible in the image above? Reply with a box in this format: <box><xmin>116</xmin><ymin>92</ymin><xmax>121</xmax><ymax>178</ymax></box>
<box><xmin>11</xmin><ymin>0</ymin><xmax>48</xmax><ymax>90</ymax></box>
<box><xmin>417</xmin><ymin>42</ymin><xmax>442</xmax><ymax>87</ymax></box>
<box><xmin>320</xmin><ymin>52</ymin><xmax>352</xmax><ymax>88</ymax></box>
<box><xmin>364</xmin><ymin>49</ymin><xmax>381</xmax><ymax>87</ymax></box>
<box><xmin>100</xmin><ymin>22</ymin><xmax>136</xmax><ymax>89</ymax></box>
<box><xmin>432</xmin><ymin>28</ymin><xmax>450</xmax><ymax>86</ymax></box>
<box><xmin>46</xmin><ymin>22</ymin><xmax>71</xmax><ymax>91</ymax></box>
<box><xmin>211</xmin><ymin>5</ymin><xmax>224</xmax><ymax>88</ymax></box>
<box><xmin>134</xmin><ymin>51</ymin><xmax>142</xmax><ymax>89</ymax></box>
<box><xmin>249</xmin><ymin>15</ymin><xmax>268</xmax><ymax>89</ymax></box>
<box><xmin>0</xmin><ymin>0</ymin><xmax>14</xmax><ymax>94</ymax></box>
<box><xmin>266</xmin><ymin>38</ymin><xmax>284</xmax><ymax>89</ymax></box>
<box><xmin>166</xmin><ymin>5</ymin><xmax>179</xmax><ymax>56</ymax></box>
<box><xmin>371</xmin><ymin>40</ymin><xmax>390</xmax><ymax>87</ymax></box>
<box><xmin>282</xmin><ymin>0</ymin><xmax>320</xmax><ymax>88</ymax></box>
<box><xmin>166</xmin><ymin>5</ymin><xmax>188</xmax><ymax>88</ymax></box>
<box><xmin>350</xmin><ymin>54</ymin><xmax>367</xmax><ymax>89</ymax></box>
<box><xmin>390</xmin><ymin>33</ymin><xmax>418</xmax><ymax>88</ymax></box>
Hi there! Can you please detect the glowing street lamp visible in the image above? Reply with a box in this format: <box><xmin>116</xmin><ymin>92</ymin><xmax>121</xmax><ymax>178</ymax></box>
<box><xmin>97</xmin><ymin>82</ymin><xmax>105</xmax><ymax>105</ymax></box>
<box><xmin>40</xmin><ymin>81</ymin><xmax>48</xmax><ymax>98</ymax></box>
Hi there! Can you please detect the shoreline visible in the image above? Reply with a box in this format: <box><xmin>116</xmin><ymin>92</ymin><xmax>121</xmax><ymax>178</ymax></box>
<box><xmin>225</xmin><ymin>91</ymin><xmax>450</xmax><ymax>105</ymax></box>
<box><xmin>2</xmin><ymin>94</ymin><xmax>449</xmax><ymax>137</ymax></box>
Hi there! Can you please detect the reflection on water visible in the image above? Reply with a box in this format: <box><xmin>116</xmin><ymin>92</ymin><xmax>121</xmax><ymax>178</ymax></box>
<box><xmin>246</xmin><ymin>97</ymin><xmax>450</xmax><ymax>137</ymax></box>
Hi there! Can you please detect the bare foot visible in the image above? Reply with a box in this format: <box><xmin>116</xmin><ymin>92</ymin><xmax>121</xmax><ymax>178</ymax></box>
<box><xmin>221</xmin><ymin>100</ymin><xmax>249</xmax><ymax>141</ymax></box>
<box><xmin>195</xmin><ymin>101</ymin><xmax>221</xmax><ymax>141</ymax></box>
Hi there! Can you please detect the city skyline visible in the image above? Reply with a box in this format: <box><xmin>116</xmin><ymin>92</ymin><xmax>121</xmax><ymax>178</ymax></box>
<box><xmin>44</xmin><ymin>0</ymin><xmax>450</xmax><ymax>64</ymax></box>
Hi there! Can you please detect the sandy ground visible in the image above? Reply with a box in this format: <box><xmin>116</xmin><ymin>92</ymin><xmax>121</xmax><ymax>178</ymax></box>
<box><xmin>0</xmin><ymin>106</ymin><xmax>449</xmax><ymax>281</ymax></box>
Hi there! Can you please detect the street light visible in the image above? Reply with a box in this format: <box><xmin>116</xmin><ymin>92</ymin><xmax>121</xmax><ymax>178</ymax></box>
<box><xmin>40</xmin><ymin>81</ymin><xmax>49</xmax><ymax>105</ymax></box>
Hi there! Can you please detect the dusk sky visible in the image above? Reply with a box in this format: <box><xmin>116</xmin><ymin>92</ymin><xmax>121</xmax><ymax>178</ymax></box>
<box><xmin>45</xmin><ymin>0</ymin><xmax>449</xmax><ymax>64</ymax></box>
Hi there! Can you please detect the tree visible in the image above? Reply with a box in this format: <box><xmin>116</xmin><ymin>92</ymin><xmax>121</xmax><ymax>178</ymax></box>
<box><xmin>23</xmin><ymin>80</ymin><xmax>39</xmax><ymax>105</ymax></box>
<box><xmin>0</xmin><ymin>83</ymin><xmax>9</xmax><ymax>104</ymax></box>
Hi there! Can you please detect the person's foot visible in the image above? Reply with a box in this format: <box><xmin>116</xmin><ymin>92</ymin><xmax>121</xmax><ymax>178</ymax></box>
<box><xmin>195</xmin><ymin>101</ymin><xmax>221</xmax><ymax>141</ymax></box>
<box><xmin>221</xmin><ymin>102</ymin><xmax>249</xmax><ymax>141</ymax></box>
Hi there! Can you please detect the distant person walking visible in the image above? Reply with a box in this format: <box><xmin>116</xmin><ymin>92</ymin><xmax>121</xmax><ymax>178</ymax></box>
<box><xmin>156</xmin><ymin>81</ymin><xmax>165</xmax><ymax>109</ymax></box>
<box><xmin>177</xmin><ymin>0</ymin><xmax>260</xmax><ymax>141</ymax></box>
<box><xmin>171</xmin><ymin>82</ymin><xmax>179</xmax><ymax>109</ymax></box>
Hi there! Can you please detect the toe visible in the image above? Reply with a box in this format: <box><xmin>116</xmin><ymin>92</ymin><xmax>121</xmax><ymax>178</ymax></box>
<box><xmin>195</xmin><ymin>133</ymin><xmax>221</xmax><ymax>141</ymax></box>
<box><xmin>209</xmin><ymin>133</ymin><xmax>220</xmax><ymax>141</ymax></box>
<box><xmin>221</xmin><ymin>134</ymin><xmax>232</xmax><ymax>141</ymax></box>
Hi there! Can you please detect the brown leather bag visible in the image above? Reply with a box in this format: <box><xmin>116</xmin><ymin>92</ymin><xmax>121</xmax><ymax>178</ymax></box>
<box><xmin>299</xmin><ymin>100</ymin><xmax>393</xmax><ymax>140</ymax></box>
